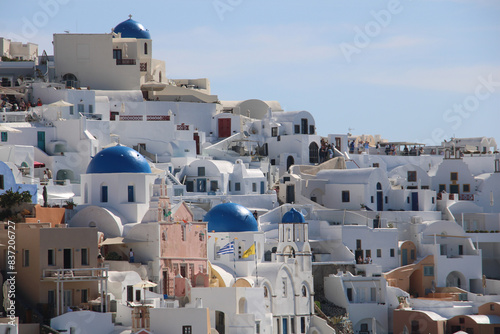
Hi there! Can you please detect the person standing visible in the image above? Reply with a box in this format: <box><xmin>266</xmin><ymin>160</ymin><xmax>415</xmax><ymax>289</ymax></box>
<box><xmin>129</xmin><ymin>249</ymin><xmax>134</xmax><ymax>263</ymax></box>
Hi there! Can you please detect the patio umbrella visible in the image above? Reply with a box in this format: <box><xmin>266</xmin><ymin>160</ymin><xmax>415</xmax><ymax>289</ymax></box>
<box><xmin>133</xmin><ymin>280</ymin><xmax>157</xmax><ymax>304</ymax></box>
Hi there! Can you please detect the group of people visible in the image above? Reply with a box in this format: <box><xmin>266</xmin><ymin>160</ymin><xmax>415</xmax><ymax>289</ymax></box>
<box><xmin>319</xmin><ymin>141</ymin><xmax>335</xmax><ymax>163</ymax></box>
<box><xmin>0</xmin><ymin>94</ymin><xmax>37</xmax><ymax>111</ymax></box>
<box><xmin>401</xmin><ymin>145</ymin><xmax>424</xmax><ymax>156</ymax></box>
<box><xmin>42</xmin><ymin>168</ymin><xmax>52</xmax><ymax>184</ymax></box>
<box><xmin>349</xmin><ymin>140</ymin><xmax>371</xmax><ymax>154</ymax></box>
<box><xmin>357</xmin><ymin>255</ymin><xmax>372</xmax><ymax>264</ymax></box>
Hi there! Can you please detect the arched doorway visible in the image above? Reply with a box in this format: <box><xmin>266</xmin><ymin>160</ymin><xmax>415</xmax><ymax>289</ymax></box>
<box><xmin>286</xmin><ymin>155</ymin><xmax>294</xmax><ymax>172</ymax></box>
<box><xmin>215</xmin><ymin>311</ymin><xmax>225</xmax><ymax>334</ymax></box>
<box><xmin>62</xmin><ymin>73</ymin><xmax>78</xmax><ymax>88</ymax></box>
<box><xmin>376</xmin><ymin>182</ymin><xmax>383</xmax><ymax>211</ymax></box>
<box><xmin>309</xmin><ymin>142</ymin><xmax>319</xmax><ymax>163</ymax></box>
<box><xmin>238</xmin><ymin>297</ymin><xmax>247</xmax><ymax>314</ymax></box>
<box><xmin>446</xmin><ymin>271</ymin><xmax>466</xmax><ymax>290</ymax></box>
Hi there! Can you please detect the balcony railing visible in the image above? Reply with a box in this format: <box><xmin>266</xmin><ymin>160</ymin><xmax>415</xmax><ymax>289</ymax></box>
<box><xmin>42</xmin><ymin>267</ymin><xmax>108</xmax><ymax>281</ymax></box>
<box><xmin>116</xmin><ymin>58</ymin><xmax>136</xmax><ymax>65</ymax></box>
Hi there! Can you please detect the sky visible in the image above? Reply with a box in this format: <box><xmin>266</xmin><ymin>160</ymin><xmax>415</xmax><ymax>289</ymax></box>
<box><xmin>1</xmin><ymin>0</ymin><xmax>499</xmax><ymax>144</ymax></box>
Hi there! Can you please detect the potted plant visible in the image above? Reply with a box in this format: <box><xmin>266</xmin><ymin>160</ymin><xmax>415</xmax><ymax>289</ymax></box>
<box><xmin>64</xmin><ymin>200</ymin><xmax>77</xmax><ymax>209</ymax></box>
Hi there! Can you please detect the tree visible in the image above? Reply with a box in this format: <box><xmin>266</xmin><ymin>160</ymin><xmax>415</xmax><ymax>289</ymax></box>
<box><xmin>0</xmin><ymin>189</ymin><xmax>32</xmax><ymax>208</ymax></box>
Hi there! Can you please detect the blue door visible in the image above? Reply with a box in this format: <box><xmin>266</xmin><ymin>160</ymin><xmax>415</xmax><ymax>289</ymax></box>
<box><xmin>412</xmin><ymin>192</ymin><xmax>419</xmax><ymax>211</ymax></box>
<box><xmin>197</xmin><ymin>178</ymin><xmax>206</xmax><ymax>192</ymax></box>
<box><xmin>260</xmin><ymin>181</ymin><xmax>265</xmax><ymax>194</ymax></box>
<box><xmin>283</xmin><ymin>318</ymin><xmax>288</xmax><ymax>334</ymax></box>
<box><xmin>37</xmin><ymin>131</ymin><xmax>45</xmax><ymax>152</ymax></box>
<box><xmin>402</xmin><ymin>248</ymin><xmax>408</xmax><ymax>266</ymax></box>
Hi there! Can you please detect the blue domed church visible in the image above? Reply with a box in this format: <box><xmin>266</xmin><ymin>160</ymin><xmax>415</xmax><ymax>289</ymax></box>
<box><xmin>71</xmin><ymin>146</ymin><xmax>158</xmax><ymax>237</ymax></box>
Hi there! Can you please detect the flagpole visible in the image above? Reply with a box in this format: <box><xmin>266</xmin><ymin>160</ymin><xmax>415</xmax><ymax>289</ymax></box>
<box><xmin>233</xmin><ymin>237</ymin><xmax>238</xmax><ymax>280</ymax></box>
<box><xmin>254</xmin><ymin>241</ymin><xmax>258</xmax><ymax>286</ymax></box>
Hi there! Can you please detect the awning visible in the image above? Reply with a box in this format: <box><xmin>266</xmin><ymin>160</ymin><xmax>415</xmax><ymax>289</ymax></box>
<box><xmin>34</xmin><ymin>161</ymin><xmax>45</xmax><ymax>168</ymax></box>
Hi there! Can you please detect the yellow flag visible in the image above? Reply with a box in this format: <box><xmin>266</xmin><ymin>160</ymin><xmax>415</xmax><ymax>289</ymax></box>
<box><xmin>242</xmin><ymin>244</ymin><xmax>255</xmax><ymax>258</ymax></box>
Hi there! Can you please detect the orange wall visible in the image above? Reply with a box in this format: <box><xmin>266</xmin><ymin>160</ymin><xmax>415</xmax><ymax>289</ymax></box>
<box><xmin>25</xmin><ymin>205</ymin><xmax>66</xmax><ymax>227</ymax></box>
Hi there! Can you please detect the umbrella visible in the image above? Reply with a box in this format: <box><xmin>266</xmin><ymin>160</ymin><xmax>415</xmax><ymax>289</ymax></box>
<box><xmin>141</xmin><ymin>80</ymin><xmax>166</xmax><ymax>92</ymax></box>
<box><xmin>133</xmin><ymin>280</ymin><xmax>157</xmax><ymax>289</ymax></box>
<box><xmin>133</xmin><ymin>280</ymin><xmax>157</xmax><ymax>305</ymax></box>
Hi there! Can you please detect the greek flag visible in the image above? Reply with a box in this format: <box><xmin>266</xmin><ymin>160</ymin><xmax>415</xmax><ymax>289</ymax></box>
<box><xmin>217</xmin><ymin>241</ymin><xmax>234</xmax><ymax>255</ymax></box>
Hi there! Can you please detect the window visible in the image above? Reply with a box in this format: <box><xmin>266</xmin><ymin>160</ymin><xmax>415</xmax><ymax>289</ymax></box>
<box><xmin>128</xmin><ymin>185</ymin><xmax>134</xmax><ymax>202</ymax></box>
<box><xmin>144</xmin><ymin>42</ymin><xmax>148</xmax><ymax>55</ymax></box>
<box><xmin>186</xmin><ymin>181</ymin><xmax>194</xmax><ymax>192</ymax></box>
<box><xmin>390</xmin><ymin>249</ymin><xmax>395</xmax><ymax>257</ymax></box>
<box><xmin>309</xmin><ymin>125</ymin><xmax>315</xmax><ymax>134</ymax></box>
<box><xmin>228</xmin><ymin>180</ymin><xmax>231</xmax><ymax>191</ymax></box>
<box><xmin>101</xmin><ymin>186</ymin><xmax>108</xmax><ymax>203</ymax></box>
<box><xmin>407</xmin><ymin>197</ymin><xmax>410</xmax><ymax>204</ymax></box>
<box><xmin>301</xmin><ymin>317</ymin><xmax>306</xmax><ymax>334</ymax></box>
<box><xmin>302</xmin><ymin>285</ymin><xmax>307</xmax><ymax>297</ymax></box>
<box><xmin>346</xmin><ymin>288</ymin><xmax>353</xmax><ymax>301</ymax></box>
<box><xmin>423</xmin><ymin>266</ymin><xmax>434</xmax><ymax>276</ymax></box>
<box><xmin>112</xmin><ymin>49</ymin><xmax>122</xmax><ymax>59</ymax></box>
<box><xmin>356</xmin><ymin>239</ymin><xmax>361</xmax><ymax>250</ymax></box>
<box><xmin>294</xmin><ymin>124</ymin><xmax>300</xmax><ymax>134</ymax></box>
<box><xmin>361</xmin><ymin>323</ymin><xmax>369</xmax><ymax>332</ymax></box>
<box><xmin>135</xmin><ymin>289</ymin><xmax>141</xmax><ymax>302</ymax></box>
<box><xmin>450</xmin><ymin>184</ymin><xmax>459</xmax><ymax>194</ymax></box>
<box><xmin>373</xmin><ymin>163</ymin><xmax>379</xmax><ymax>168</ymax></box>
<box><xmin>439</xmin><ymin>184</ymin><xmax>446</xmax><ymax>193</ymax></box>
<box><xmin>48</xmin><ymin>249</ymin><xmax>55</xmax><ymax>266</ymax></box>
<box><xmin>491</xmin><ymin>304</ymin><xmax>495</xmax><ymax>311</ymax></box>
<box><xmin>127</xmin><ymin>286</ymin><xmax>133</xmax><ymax>302</ymax></box>
<box><xmin>81</xmin><ymin>289</ymin><xmax>88</xmax><ymax>303</ymax></box>
<box><xmin>377</xmin><ymin>249</ymin><xmax>381</xmax><ymax>258</ymax></box>
<box><xmin>235</xmin><ymin>182</ymin><xmax>241</xmax><ymax>191</ymax></box>
<box><xmin>459</xmin><ymin>317</ymin><xmax>465</xmax><ymax>324</ymax></box>
<box><xmin>78</xmin><ymin>104</ymin><xmax>84</xmax><ymax>113</ymax></box>
<box><xmin>371</xmin><ymin>287</ymin><xmax>376</xmax><ymax>301</ymax></box>
<box><xmin>198</xmin><ymin>167</ymin><xmax>205</xmax><ymax>176</ymax></box>
<box><xmin>365</xmin><ymin>249</ymin><xmax>371</xmax><ymax>258</ymax></box>
<box><xmin>463</xmin><ymin>184</ymin><xmax>470</xmax><ymax>193</ymax></box>
<box><xmin>450</xmin><ymin>172</ymin><xmax>458</xmax><ymax>181</ymax></box>
<box><xmin>1</xmin><ymin>132</ymin><xmax>7</xmax><ymax>142</ymax></box>
<box><xmin>252</xmin><ymin>183</ymin><xmax>257</xmax><ymax>192</ymax></box>
<box><xmin>385</xmin><ymin>196</ymin><xmax>388</xmax><ymax>204</ymax></box>
<box><xmin>182</xmin><ymin>224</ymin><xmax>187</xmax><ymax>241</ymax></box>
<box><xmin>256</xmin><ymin>321</ymin><xmax>261</xmax><ymax>334</ymax></box>
<box><xmin>371</xmin><ymin>196</ymin><xmax>374</xmax><ymax>203</ymax></box>
<box><xmin>81</xmin><ymin>248</ymin><xmax>89</xmax><ymax>266</ymax></box>
<box><xmin>69</xmin><ymin>106</ymin><xmax>74</xmax><ymax>115</ymax></box>
<box><xmin>432</xmin><ymin>197</ymin><xmax>435</xmax><ymax>204</ymax></box>
<box><xmin>342</xmin><ymin>191</ymin><xmax>350</xmax><ymax>203</ymax></box>
<box><xmin>210</xmin><ymin>180</ymin><xmax>218</xmax><ymax>192</ymax></box>
<box><xmin>407</xmin><ymin>171</ymin><xmax>417</xmax><ymax>182</ymax></box>
<box><xmin>411</xmin><ymin>249</ymin><xmax>415</xmax><ymax>260</ymax></box>
<box><xmin>458</xmin><ymin>245</ymin><xmax>463</xmax><ymax>255</ymax></box>
<box><xmin>0</xmin><ymin>175</ymin><xmax>4</xmax><ymax>190</ymax></box>
<box><xmin>271</xmin><ymin>127</ymin><xmax>278</xmax><ymax>137</ymax></box>
<box><xmin>88</xmin><ymin>105</ymin><xmax>93</xmax><ymax>114</ymax></box>
<box><xmin>282</xmin><ymin>278</ymin><xmax>287</xmax><ymax>297</ymax></box>
<box><xmin>23</xmin><ymin>249</ymin><xmax>29</xmax><ymax>267</ymax></box>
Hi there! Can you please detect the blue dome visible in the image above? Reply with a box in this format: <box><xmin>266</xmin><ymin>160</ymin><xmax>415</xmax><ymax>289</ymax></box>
<box><xmin>87</xmin><ymin>146</ymin><xmax>151</xmax><ymax>174</ymax></box>
<box><xmin>205</xmin><ymin>203</ymin><xmax>258</xmax><ymax>233</ymax></box>
<box><xmin>282</xmin><ymin>208</ymin><xmax>305</xmax><ymax>223</ymax></box>
<box><xmin>114</xmin><ymin>17</ymin><xmax>151</xmax><ymax>39</ymax></box>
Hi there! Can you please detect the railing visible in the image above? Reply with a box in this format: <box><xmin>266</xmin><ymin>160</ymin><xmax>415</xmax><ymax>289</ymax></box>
<box><xmin>42</xmin><ymin>267</ymin><xmax>108</xmax><ymax>280</ymax></box>
<box><xmin>140</xmin><ymin>62</ymin><xmax>147</xmax><ymax>71</ymax></box>
<box><xmin>459</xmin><ymin>194</ymin><xmax>474</xmax><ymax>201</ymax></box>
<box><xmin>116</xmin><ymin>58</ymin><xmax>136</xmax><ymax>65</ymax></box>
<box><xmin>147</xmin><ymin>115</ymin><xmax>170</xmax><ymax>121</ymax></box>
<box><xmin>120</xmin><ymin>115</ymin><xmax>143</xmax><ymax>121</ymax></box>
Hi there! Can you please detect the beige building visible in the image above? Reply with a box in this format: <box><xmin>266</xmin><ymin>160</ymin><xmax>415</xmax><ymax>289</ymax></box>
<box><xmin>0</xmin><ymin>222</ymin><xmax>107</xmax><ymax>320</ymax></box>
<box><xmin>53</xmin><ymin>17</ymin><xmax>164</xmax><ymax>91</ymax></box>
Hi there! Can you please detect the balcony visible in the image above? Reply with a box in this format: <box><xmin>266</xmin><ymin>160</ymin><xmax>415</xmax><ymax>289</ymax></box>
<box><xmin>42</xmin><ymin>267</ymin><xmax>108</xmax><ymax>281</ymax></box>
<box><xmin>116</xmin><ymin>58</ymin><xmax>136</xmax><ymax>65</ymax></box>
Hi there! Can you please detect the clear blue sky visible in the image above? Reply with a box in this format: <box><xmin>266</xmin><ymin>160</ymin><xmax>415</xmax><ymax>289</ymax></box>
<box><xmin>1</xmin><ymin>0</ymin><xmax>499</xmax><ymax>144</ymax></box>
